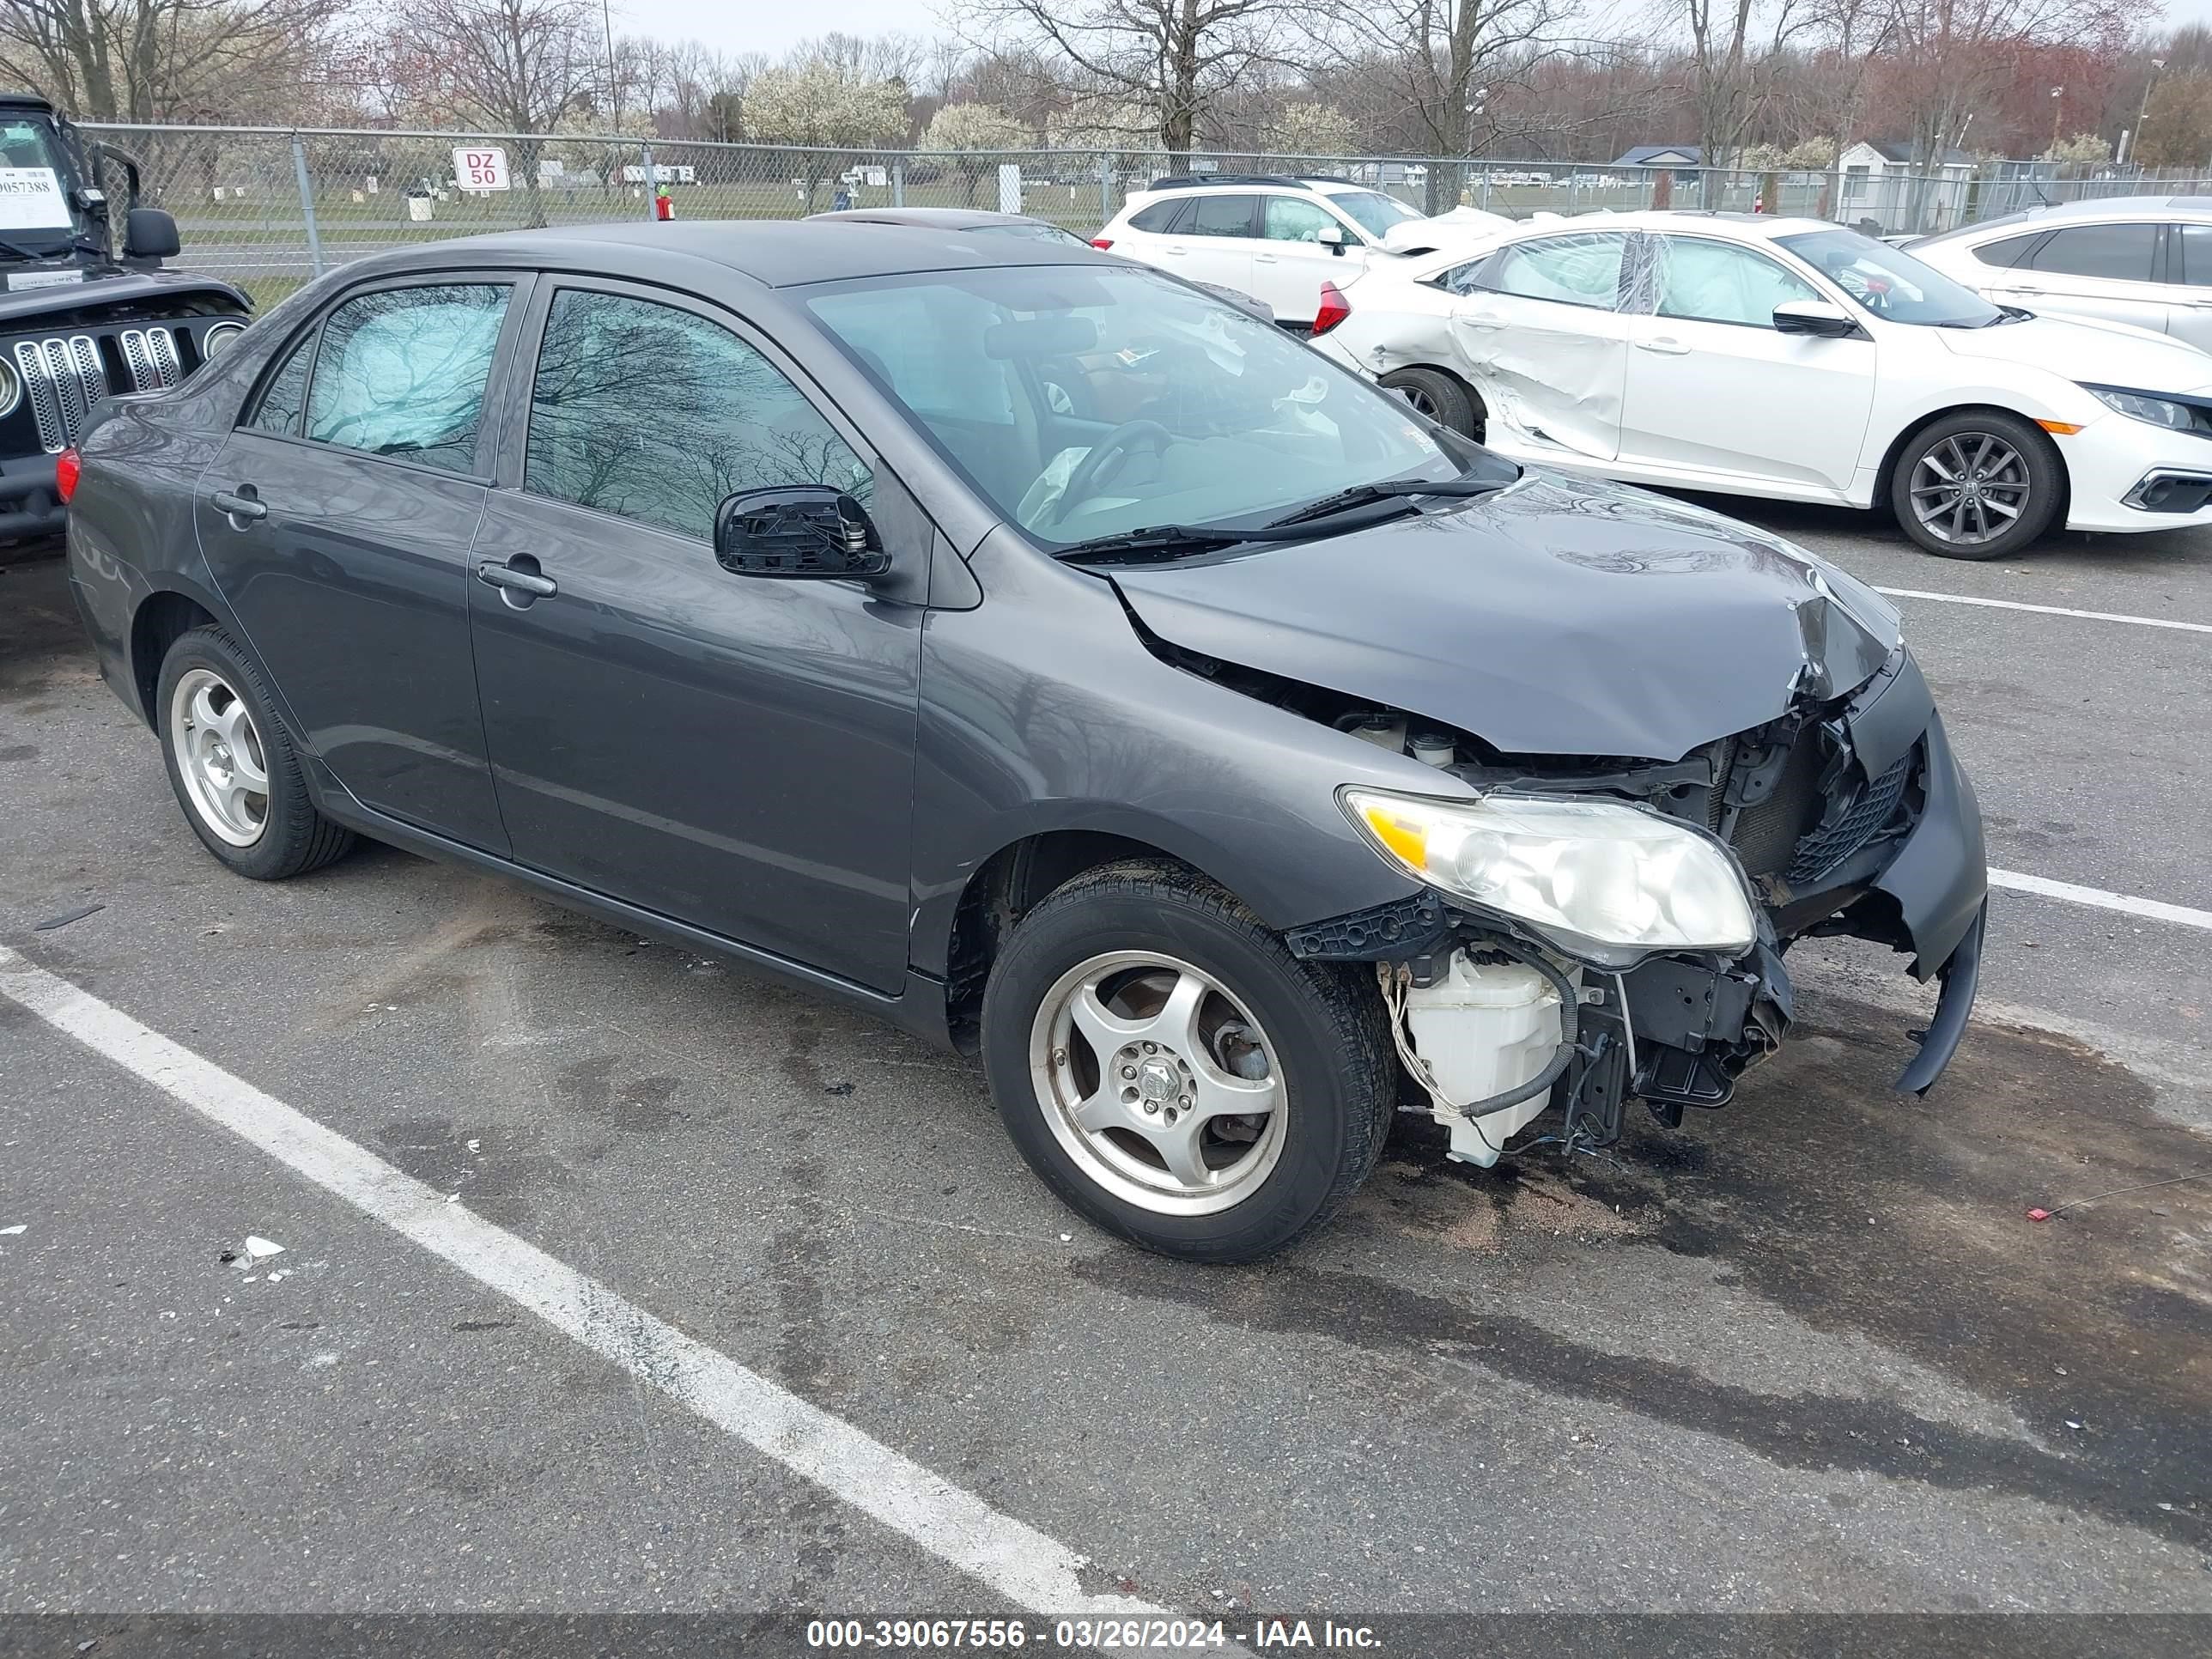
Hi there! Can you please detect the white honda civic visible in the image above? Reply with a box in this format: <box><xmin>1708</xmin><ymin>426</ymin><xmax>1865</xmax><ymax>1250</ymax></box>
<box><xmin>1304</xmin><ymin>210</ymin><xmax>2212</xmax><ymax>559</ymax></box>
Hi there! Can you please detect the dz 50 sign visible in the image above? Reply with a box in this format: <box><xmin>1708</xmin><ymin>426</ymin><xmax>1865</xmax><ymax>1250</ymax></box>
<box><xmin>453</xmin><ymin>147</ymin><xmax>510</xmax><ymax>191</ymax></box>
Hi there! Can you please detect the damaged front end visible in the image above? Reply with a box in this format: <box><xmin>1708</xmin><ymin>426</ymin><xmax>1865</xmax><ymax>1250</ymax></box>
<box><xmin>1279</xmin><ymin>644</ymin><xmax>1989</xmax><ymax>1162</ymax></box>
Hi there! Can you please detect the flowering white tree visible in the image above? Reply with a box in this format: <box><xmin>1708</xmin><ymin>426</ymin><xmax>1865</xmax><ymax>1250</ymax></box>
<box><xmin>922</xmin><ymin>101</ymin><xmax>1030</xmax><ymax>203</ymax></box>
<box><xmin>744</xmin><ymin>58</ymin><xmax>910</xmax><ymax>208</ymax></box>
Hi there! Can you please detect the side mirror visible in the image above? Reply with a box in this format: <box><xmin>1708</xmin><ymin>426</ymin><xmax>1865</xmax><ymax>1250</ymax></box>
<box><xmin>714</xmin><ymin>485</ymin><xmax>890</xmax><ymax>580</ymax></box>
<box><xmin>1773</xmin><ymin>299</ymin><xmax>1858</xmax><ymax>337</ymax></box>
<box><xmin>123</xmin><ymin>206</ymin><xmax>179</xmax><ymax>261</ymax></box>
<box><xmin>1317</xmin><ymin>225</ymin><xmax>1347</xmax><ymax>256</ymax></box>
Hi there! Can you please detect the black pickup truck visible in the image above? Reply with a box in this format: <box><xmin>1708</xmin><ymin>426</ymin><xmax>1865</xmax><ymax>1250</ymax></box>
<box><xmin>0</xmin><ymin>91</ymin><xmax>249</xmax><ymax>545</ymax></box>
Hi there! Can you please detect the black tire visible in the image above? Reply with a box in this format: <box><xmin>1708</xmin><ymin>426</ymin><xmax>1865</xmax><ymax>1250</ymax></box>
<box><xmin>1889</xmin><ymin>410</ymin><xmax>2062</xmax><ymax>560</ymax></box>
<box><xmin>155</xmin><ymin>625</ymin><xmax>356</xmax><ymax>880</ymax></box>
<box><xmin>980</xmin><ymin>859</ymin><xmax>1395</xmax><ymax>1262</ymax></box>
<box><xmin>1378</xmin><ymin>366</ymin><xmax>1481</xmax><ymax>439</ymax></box>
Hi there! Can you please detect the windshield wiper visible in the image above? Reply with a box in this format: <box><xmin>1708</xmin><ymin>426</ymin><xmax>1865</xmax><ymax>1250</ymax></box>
<box><xmin>1054</xmin><ymin>524</ymin><xmax>1260</xmax><ymax>561</ymax></box>
<box><xmin>1264</xmin><ymin>473</ymin><xmax>1506</xmax><ymax>529</ymax></box>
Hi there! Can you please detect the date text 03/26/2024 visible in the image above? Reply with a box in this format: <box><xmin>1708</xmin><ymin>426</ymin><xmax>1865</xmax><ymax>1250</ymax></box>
<box><xmin>805</xmin><ymin>1619</ymin><xmax>1384</xmax><ymax>1650</ymax></box>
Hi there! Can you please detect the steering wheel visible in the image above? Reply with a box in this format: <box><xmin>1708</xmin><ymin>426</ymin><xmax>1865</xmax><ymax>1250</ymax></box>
<box><xmin>1048</xmin><ymin>419</ymin><xmax>1176</xmax><ymax>526</ymax></box>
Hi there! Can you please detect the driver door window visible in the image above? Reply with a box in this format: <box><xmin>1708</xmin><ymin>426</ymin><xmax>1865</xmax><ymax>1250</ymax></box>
<box><xmin>1649</xmin><ymin>237</ymin><xmax>1820</xmax><ymax>327</ymax></box>
<box><xmin>1263</xmin><ymin>197</ymin><xmax>1341</xmax><ymax>244</ymax></box>
<box><xmin>523</xmin><ymin>288</ymin><xmax>870</xmax><ymax>541</ymax></box>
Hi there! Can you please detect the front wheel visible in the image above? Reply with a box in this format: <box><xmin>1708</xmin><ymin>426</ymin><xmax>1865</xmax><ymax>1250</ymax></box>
<box><xmin>981</xmin><ymin>861</ymin><xmax>1395</xmax><ymax>1262</ymax></box>
<box><xmin>1890</xmin><ymin>410</ymin><xmax>2062</xmax><ymax>560</ymax></box>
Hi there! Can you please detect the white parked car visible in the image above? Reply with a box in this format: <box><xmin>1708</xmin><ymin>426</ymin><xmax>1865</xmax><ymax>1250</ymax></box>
<box><xmin>1092</xmin><ymin>173</ymin><xmax>1492</xmax><ymax>327</ymax></box>
<box><xmin>1905</xmin><ymin>196</ymin><xmax>2212</xmax><ymax>353</ymax></box>
<box><xmin>1308</xmin><ymin>210</ymin><xmax>2212</xmax><ymax>559</ymax></box>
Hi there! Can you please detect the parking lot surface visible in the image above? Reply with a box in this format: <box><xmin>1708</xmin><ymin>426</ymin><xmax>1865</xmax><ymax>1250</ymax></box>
<box><xmin>3</xmin><ymin>500</ymin><xmax>2211</xmax><ymax>1627</ymax></box>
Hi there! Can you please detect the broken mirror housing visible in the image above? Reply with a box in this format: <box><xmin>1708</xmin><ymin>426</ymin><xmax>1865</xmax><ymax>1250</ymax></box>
<box><xmin>1340</xmin><ymin>787</ymin><xmax>1759</xmax><ymax>968</ymax></box>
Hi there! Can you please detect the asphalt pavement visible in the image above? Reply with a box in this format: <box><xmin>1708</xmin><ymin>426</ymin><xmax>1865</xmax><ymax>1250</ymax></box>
<box><xmin>3</xmin><ymin>499</ymin><xmax>2210</xmax><ymax>1641</ymax></box>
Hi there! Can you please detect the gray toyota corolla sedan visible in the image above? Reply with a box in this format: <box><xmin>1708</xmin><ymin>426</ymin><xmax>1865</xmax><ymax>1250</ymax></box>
<box><xmin>62</xmin><ymin>222</ymin><xmax>1988</xmax><ymax>1262</ymax></box>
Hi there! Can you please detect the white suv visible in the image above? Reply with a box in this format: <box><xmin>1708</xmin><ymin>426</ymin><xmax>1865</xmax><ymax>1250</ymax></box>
<box><xmin>1093</xmin><ymin>173</ymin><xmax>1430</xmax><ymax>326</ymax></box>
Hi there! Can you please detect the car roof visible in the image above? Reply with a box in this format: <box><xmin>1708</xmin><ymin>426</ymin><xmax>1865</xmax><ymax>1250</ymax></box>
<box><xmin>1480</xmin><ymin>210</ymin><xmax>1833</xmax><ymax>243</ymax></box>
<box><xmin>1910</xmin><ymin>194</ymin><xmax>2210</xmax><ymax>248</ymax></box>
<box><xmin>349</xmin><ymin>219</ymin><xmax>1111</xmax><ymax>289</ymax></box>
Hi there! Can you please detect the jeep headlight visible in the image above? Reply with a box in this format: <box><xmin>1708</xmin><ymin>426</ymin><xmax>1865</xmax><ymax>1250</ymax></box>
<box><xmin>0</xmin><ymin>356</ymin><xmax>18</xmax><ymax>420</ymax></box>
<box><xmin>1340</xmin><ymin>788</ymin><xmax>1758</xmax><ymax>966</ymax></box>
<box><xmin>201</xmin><ymin>319</ymin><xmax>247</xmax><ymax>361</ymax></box>
<box><xmin>2085</xmin><ymin>385</ymin><xmax>2197</xmax><ymax>432</ymax></box>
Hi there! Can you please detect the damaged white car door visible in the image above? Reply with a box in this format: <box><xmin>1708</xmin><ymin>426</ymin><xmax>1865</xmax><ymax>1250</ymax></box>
<box><xmin>1615</xmin><ymin>233</ymin><xmax>1878</xmax><ymax>495</ymax></box>
<box><xmin>1448</xmin><ymin>229</ymin><xmax>1633</xmax><ymax>461</ymax></box>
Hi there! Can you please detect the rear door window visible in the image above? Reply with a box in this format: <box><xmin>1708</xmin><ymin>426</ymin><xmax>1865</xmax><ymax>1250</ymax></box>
<box><xmin>1188</xmin><ymin>194</ymin><xmax>1259</xmax><ymax>238</ymax></box>
<box><xmin>1474</xmin><ymin>233</ymin><xmax>1630</xmax><ymax>309</ymax></box>
<box><xmin>2026</xmin><ymin>223</ymin><xmax>2157</xmax><ymax>281</ymax></box>
<box><xmin>1973</xmin><ymin>232</ymin><xmax>2044</xmax><ymax>269</ymax></box>
<box><xmin>302</xmin><ymin>283</ymin><xmax>511</xmax><ymax>472</ymax></box>
<box><xmin>2170</xmin><ymin>222</ymin><xmax>2212</xmax><ymax>286</ymax></box>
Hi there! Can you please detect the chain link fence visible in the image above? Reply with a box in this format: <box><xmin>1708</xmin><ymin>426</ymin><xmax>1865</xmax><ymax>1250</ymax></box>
<box><xmin>83</xmin><ymin>123</ymin><xmax>2212</xmax><ymax>309</ymax></box>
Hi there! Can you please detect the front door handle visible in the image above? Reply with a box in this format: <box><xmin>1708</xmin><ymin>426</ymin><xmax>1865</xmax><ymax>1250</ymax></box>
<box><xmin>476</xmin><ymin>558</ymin><xmax>557</xmax><ymax>599</ymax></box>
<box><xmin>1637</xmin><ymin>337</ymin><xmax>1692</xmax><ymax>355</ymax></box>
<box><xmin>210</xmin><ymin>489</ymin><xmax>266</xmax><ymax>522</ymax></box>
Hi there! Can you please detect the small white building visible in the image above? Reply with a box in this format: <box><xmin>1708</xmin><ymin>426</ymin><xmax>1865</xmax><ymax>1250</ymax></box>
<box><xmin>1838</xmin><ymin>140</ymin><xmax>1975</xmax><ymax>234</ymax></box>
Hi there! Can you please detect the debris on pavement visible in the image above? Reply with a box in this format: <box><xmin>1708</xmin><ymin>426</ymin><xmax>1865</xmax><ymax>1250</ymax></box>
<box><xmin>243</xmin><ymin>1235</ymin><xmax>284</xmax><ymax>1260</ymax></box>
<box><xmin>33</xmin><ymin>902</ymin><xmax>103</xmax><ymax>931</ymax></box>
<box><xmin>2027</xmin><ymin>1164</ymin><xmax>2212</xmax><ymax>1221</ymax></box>
<box><xmin>0</xmin><ymin>1224</ymin><xmax>25</xmax><ymax>1236</ymax></box>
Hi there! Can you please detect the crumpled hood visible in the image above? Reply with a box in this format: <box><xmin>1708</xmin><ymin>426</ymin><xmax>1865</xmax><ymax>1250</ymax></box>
<box><xmin>1108</xmin><ymin>471</ymin><xmax>1901</xmax><ymax>761</ymax></box>
<box><xmin>1937</xmin><ymin>312</ymin><xmax>2212</xmax><ymax>393</ymax></box>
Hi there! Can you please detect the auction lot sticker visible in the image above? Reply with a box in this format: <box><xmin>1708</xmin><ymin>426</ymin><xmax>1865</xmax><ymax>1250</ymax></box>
<box><xmin>0</xmin><ymin>166</ymin><xmax>72</xmax><ymax>228</ymax></box>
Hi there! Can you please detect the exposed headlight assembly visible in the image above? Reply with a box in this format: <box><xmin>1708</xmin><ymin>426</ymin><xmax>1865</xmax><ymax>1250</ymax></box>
<box><xmin>0</xmin><ymin>356</ymin><xmax>18</xmax><ymax>420</ymax></box>
<box><xmin>1340</xmin><ymin>787</ymin><xmax>1758</xmax><ymax>967</ymax></box>
<box><xmin>2085</xmin><ymin>385</ymin><xmax>2199</xmax><ymax>433</ymax></box>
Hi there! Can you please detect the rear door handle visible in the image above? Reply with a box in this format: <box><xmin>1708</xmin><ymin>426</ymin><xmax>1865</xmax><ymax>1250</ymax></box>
<box><xmin>210</xmin><ymin>489</ymin><xmax>266</xmax><ymax>521</ymax></box>
<box><xmin>1637</xmin><ymin>337</ymin><xmax>1691</xmax><ymax>355</ymax></box>
<box><xmin>1161</xmin><ymin>244</ymin><xmax>1188</xmax><ymax>256</ymax></box>
<box><xmin>1255</xmin><ymin>252</ymin><xmax>1279</xmax><ymax>264</ymax></box>
<box><xmin>476</xmin><ymin>559</ymin><xmax>556</xmax><ymax>598</ymax></box>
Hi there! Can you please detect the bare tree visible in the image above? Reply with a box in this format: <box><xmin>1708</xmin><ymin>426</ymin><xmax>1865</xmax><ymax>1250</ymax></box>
<box><xmin>955</xmin><ymin>0</ymin><xmax>1303</xmax><ymax>155</ymax></box>
<box><xmin>0</xmin><ymin>0</ymin><xmax>350</xmax><ymax>122</ymax></box>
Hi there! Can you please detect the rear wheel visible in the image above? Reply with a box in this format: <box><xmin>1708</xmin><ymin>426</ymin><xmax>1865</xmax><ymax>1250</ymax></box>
<box><xmin>157</xmin><ymin>626</ymin><xmax>355</xmax><ymax>880</ymax></box>
<box><xmin>1378</xmin><ymin>367</ymin><xmax>1481</xmax><ymax>440</ymax></box>
<box><xmin>981</xmin><ymin>860</ymin><xmax>1394</xmax><ymax>1262</ymax></box>
<box><xmin>1890</xmin><ymin>410</ymin><xmax>2061</xmax><ymax>560</ymax></box>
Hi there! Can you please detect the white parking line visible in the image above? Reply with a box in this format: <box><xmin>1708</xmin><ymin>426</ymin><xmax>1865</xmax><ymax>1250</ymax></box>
<box><xmin>1987</xmin><ymin>868</ymin><xmax>2212</xmax><ymax>933</ymax></box>
<box><xmin>0</xmin><ymin>945</ymin><xmax>1157</xmax><ymax>1624</ymax></box>
<box><xmin>1875</xmin><ymin>587</ymin><xmax>2212</xmax><ymax>635</ymax></box>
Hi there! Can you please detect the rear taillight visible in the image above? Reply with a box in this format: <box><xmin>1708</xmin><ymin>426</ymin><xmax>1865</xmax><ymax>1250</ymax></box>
<box><xmin>55</xmin><ymin>447</ymin><xmax>80</xmax><ymax>504</ymax></box>
<box><xmin>1091</xmin><ymin>237</ymin><xmax>1115</xmax><ymax>250</ymax></box>
<box><xmin>1312</xmin><ymin>281</ymin><xmax>1351</xmax><ymax>336</ymax></box>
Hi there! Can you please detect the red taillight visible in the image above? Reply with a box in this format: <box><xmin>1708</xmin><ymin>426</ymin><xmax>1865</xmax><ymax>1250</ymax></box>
<box><xmin>1312</xmin><ymin>281</ymin><xmax>1351</xmax><ymax>336</ymax></box>
<box><xmin>1090</xmin><ymin>237</ymin><xmax>1115</xmax><ymax>250</ymax></box>
<box><xmin>55</xmin><ymin>447</ymin><xmax>81</xmax><ymax>504</ymax></box>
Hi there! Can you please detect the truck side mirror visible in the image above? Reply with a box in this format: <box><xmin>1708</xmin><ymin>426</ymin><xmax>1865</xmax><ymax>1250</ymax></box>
<box><xmin>123</xmin><ymin>207</ymin><xmax>179</xmax><ymax>262</ymax></box>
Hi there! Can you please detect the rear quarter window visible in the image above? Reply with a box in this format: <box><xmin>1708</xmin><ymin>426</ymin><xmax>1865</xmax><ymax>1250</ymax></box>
<box><xmin>1128</xmin><ymin>199</ymin><xmax>1188</xmax><ymax>234</ymax></box>
<box><xmin>1972</xmin><ymin>233</ymin><xmax>2043</xmax><ymax>269</ymax></box>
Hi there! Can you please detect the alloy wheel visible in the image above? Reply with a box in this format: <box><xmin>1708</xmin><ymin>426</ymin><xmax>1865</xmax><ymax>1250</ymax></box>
<box><xmin>1908</xmin><ymin>431</ymin><xmax>2031</xmax><ymax>547</ymax></box>
<box><xmin>1028</xmin><ymin>950</ymin><xmax>1286</xmax><ymax>1215</ymax></box>
<box><xmin>169</xmin><ymin>667</ymin><xmax>269</xmax><ymax>847</ymax></box>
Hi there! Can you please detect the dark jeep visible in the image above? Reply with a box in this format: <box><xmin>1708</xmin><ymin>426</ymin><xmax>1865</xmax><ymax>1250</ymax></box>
<box><xmin>0</xmin><ymin>91</ymin><xmax>249</xmax><ymax>544</ymax></box>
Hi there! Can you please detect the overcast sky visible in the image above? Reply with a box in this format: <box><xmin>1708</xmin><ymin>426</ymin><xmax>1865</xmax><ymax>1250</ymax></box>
<box><xmin>623</xmin><ymin>0</ymin><xmax>2207</xmax><ymax>65</ymax></box>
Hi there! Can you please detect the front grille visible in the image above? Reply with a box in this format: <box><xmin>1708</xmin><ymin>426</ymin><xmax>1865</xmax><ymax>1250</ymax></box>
<box><xmin>12</xmin><ymin>325</ymin><xmax>186</xmax><ymax>452</ymax></box>
<box><xmin>1787</xmin><ymin>751</ymin><xmax>1913</xmax><ymax>886</ymax></box>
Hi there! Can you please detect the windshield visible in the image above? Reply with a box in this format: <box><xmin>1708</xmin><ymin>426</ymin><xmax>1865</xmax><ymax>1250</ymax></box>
<box><xmin>1327</xmin><ymin>190</ymin><xmax>1423</xmax><ymax>239</ymax></box>
<box><xmin>805</xmin><ymin>264</ymin><xmax>1502</xmax><ymax>548</ymax></box>
<box><xmin>1775</xmin><ymin>228</ymin><xmax>2005</xmax><ymax>327</ymax></box>
<box><xmin>0</xmin><ymin>112</ymin><xmax>90</xmax><ymax>255</ymax></box>
<box><xmin>963</xmin><ymin>221</ymin><xmax>1091</xmax><ymax>246</ymax></box>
